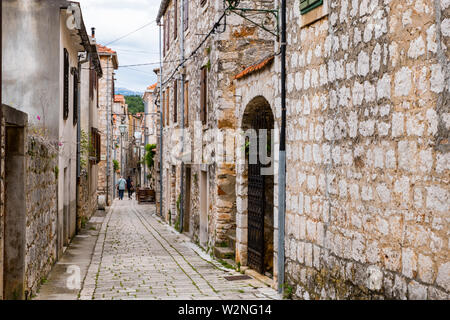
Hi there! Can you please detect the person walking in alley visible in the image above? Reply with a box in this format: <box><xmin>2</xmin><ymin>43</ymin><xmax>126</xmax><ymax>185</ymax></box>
<box><xmin>127</xmin><ymin>176</ymin><xmax>134</xmax><ymax>199</ymax></box>
<box><xmin>117</xmin><ymin>176</ymin><xmax>127</xmax><ymax>200</ymax></box>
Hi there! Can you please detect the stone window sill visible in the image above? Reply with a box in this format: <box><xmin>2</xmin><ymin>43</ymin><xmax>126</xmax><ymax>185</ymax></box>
<box><xmin>299</xmin><ymin>0</ymin><xmax>329</xmax><ymax>28</ymax></box>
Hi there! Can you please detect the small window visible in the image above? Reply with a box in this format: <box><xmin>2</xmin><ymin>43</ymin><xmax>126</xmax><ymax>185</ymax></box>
<box><xmin>167</xmin><ymin>11</ymin><xmax>171</xmax><ymax>49</ymax></box>
<box><xmin>63</xmin><ymin>48</ymin><xmax>69</xmax><ymax>120</ymax></box>
<box><xmin>90</xmin><ymin>127</ymin><xmax>101</xmax><ymax>164</ymax></box>
<box><xmin>163</xmin><ymin>18</ymin><xmax>167</xmax><ymax>56</ymax></box>
<box><xmin>174</xmin><ymin>0</ymin><xmax>178</xmax><ymax>40</ymax></box>
<box><xmin>89</xmin><ymin>60</ymin><xmax>94</xmax><ymax>99</ymax></box>
<box><xmin>173</xmin><ymin>80</ymin><xmax>178</xmax><ymax>123</ymax></box>
<box><xmin>165</xmin><ymin>90</ymin><xmax>170</xmax><ymax>126</ymax></box>
<box><xmin>300</xmin><ymin>0</ymin><xmax>323</xmax><ymax>15</ymax></box>
<box><xmin>200</xmin><ymin>0</ymin><xmax>207</xmax><ymax>7</ymax></box>
<box><xmin>200</xmin><ymin>67</ymin><xmax>207</xmax><ymax>125</ymax></box>
<box><xmin>184</xmin><ymin>0</ymin><xmax>189</xmax><ymax>31</ymax></box>
<box><xmin>162</xmin><ymin>90</ymin><xmax>166</xmax><ymax>126</ymax></box>
<box><xmin>184</xmin><ymin>81</ymin><xmax>189</xmax><ymax>127</ymax></box>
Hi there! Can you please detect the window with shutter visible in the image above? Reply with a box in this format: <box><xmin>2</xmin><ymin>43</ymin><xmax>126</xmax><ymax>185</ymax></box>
<box><xmin>173</xmin><ymin>81</ymin><xmax>178</xmax><ymax>123</ymax></box>
<box><xmin>163</xmin><ymin>18</ymin><xmax>167</xmax><ymax>56</ymax></box>
<box><xmin>174</xmin><ymin>0</ymin><xmax>178</xmax><ymax>40</ymax></box>
<box><xmin>96</xmin><ymin>73</ymin><xmax>99</xmax><ymax>108</ymax></box>
<box><xmin>167</xmin><ymin>11</ymin><xmax>171</xmax><ymax>50</ymax></box>
<box><xmin>89</xmin><ymin>60</ymin><xmax>94</xmax><ymax>99</ymax></box>
<box><xmin>96</xmin><ymin>130</ymin><xmax>101</xmax><ymax>163</ymax></box>
<box><xmin>200</xmin><ymin>67</ymin><xmax>207</xmax><ymax>125</ymax></box>
<box><xmin>63</xmin><ymin>48</ymin><xmax>69</xmax><ymax>120</ymax></box>
<box><xmin>165</xmin><ymin>90</ymin><xmax>169</xmax><ymax>126</ymax></box>
<box><xmin>300</xmin><ymin>0</ymin><xmax>323</xmax><ymax>15</ymax></box>
<box><xmin>184</xmin><ymin>81</ymin><xmax>189</xmax><ymax>127</ymax></box>
<box><xmin>184</xmin><ymin>0</ymin><xmax>189</xmax><ymax>31</ymax></box>
<box><xmin>73</xmin><ymin>68</ymin><xmax>79</xmax><ymax>126</ymax></box>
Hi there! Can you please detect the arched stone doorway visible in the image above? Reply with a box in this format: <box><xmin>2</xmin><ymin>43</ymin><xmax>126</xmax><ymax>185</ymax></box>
<box><xmin>236</xmin><ymin>96</ymin><xmax>275</xmax><ymax>279</ymax></box>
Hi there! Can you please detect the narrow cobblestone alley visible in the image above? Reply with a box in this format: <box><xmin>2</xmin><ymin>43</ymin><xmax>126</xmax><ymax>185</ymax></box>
<box><xmin>36</xmin><ymin>199</ymin><xmax>280</xmax><ymax>300</ymax></box>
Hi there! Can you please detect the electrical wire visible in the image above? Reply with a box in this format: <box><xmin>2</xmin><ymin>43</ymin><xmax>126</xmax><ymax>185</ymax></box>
<box><xmin>161</xmin><ymin>9</ymin><xmax>229</xmax><ymax>88</ymax></box>
<box><xmin>105</xmin><ymin>20</ymin><xmax>156</xmax><ymax>46</ymax></box>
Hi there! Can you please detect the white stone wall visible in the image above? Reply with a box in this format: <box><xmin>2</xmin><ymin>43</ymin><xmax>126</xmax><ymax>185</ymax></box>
<box><xmin>281</xmin><ymin>0</ymin><xmax>449</xmax><ymax>299</ymax></box>
<box><xmin>233</xmin><ymin>0</ymin><xmax>449</xmax><ymax>300</ymax></box>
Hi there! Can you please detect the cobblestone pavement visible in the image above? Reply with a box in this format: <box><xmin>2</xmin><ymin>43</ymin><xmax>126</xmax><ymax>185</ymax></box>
<box><xmin>77</xmin><ymin>199</ymin><xmax>280</xmax><ymax>300</ymax></box>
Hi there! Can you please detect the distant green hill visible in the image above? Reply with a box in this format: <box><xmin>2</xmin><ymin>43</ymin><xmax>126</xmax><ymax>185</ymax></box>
<box><xmin>125</xmin><ymin>95</ymin><xmax>144</xmax><ymax>115</ymax></box>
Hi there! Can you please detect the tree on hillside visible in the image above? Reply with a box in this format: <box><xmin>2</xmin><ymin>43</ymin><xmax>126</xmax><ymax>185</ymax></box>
<box><xmin>125</xmin><ymin>95</ymin><xmax>144</xmax><ymax>115</ymax></box>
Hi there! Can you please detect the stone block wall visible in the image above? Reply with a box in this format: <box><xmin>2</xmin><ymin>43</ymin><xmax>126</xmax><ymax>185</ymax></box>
<box><xmin>160</xmin><ymin>0</ymin><xmax>277</xmax><ymax>250</ymax></box>
<box><xmin>97</xmin><ymin>55</ymin><xmax>115</xmax><ymax>206</ymax></box>
<box><xmin>25</xmin><ymin>134</ymin><xmax>58</xmax><ymax>298</ymax></box>
<box><xmin>77</xmin><ymin>170</ymin><xmax>94</xmax><ymax>232</ymax></box>
<box><xmin>281</xmin><ymin>0</ymin><xmax>449</xmax><ymax>299</ymax></box>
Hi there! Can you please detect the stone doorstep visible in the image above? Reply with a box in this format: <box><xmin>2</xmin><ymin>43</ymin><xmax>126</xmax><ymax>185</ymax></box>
<box><xmin>243</xmin><ymin>268</ymin><xmax>274</xmax><ymax>288</ymax></box>
<box><xmin>214</xmin><ymin>246</ymin><xmax>235</xmax><ymax>259</ymax></box>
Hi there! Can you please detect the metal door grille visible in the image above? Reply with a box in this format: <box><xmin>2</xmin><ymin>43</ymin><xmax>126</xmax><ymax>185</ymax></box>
<box><xmin>247</xmin><ymin>111</ymin><xmax>268</xmax><ymax>274</ymax></box>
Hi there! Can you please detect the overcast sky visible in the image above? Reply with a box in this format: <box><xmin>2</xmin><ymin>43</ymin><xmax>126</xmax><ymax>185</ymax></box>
<box><xmin>80</xmin><ymin>0</ymin><xmax>161</xmax><ymax>92</ymax></box>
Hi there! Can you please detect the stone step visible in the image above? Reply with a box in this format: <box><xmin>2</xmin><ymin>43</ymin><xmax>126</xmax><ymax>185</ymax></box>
<box><xmin>227</xmin><ymin>234</ymin><xmax>236</xmax><ymax>251</ymax></box>
<box><xmin>214</xmin><ymin>246</ymin><xmax>235</xmax><ymax>260</ymax></box>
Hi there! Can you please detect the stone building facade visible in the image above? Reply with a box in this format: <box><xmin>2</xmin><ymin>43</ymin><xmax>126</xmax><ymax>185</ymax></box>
<box><xmin>112</xmin><ymin>94</ymin><xmax>129</xmax><ymax>197</ymax></box>
<box><xmin>234</xmin><ymin>0</ymin><xmax>449</xmax><ymax>299</ymax></box>
<box><xmin>0</xmin><ymin>105</ymin><xmax>59</xmax><ymax>300</ymax></box>
<box><xmin>157</xmin><ymin>0</ymin><xmax>275</xmax><ymax>256</ymax></box>
<box><xmin>142</xmin><ymin>84</ymin><xmax>159</xmax><ymax>188</ymax></box>
<box><xmin>97</xmin><ymin>45</ymin><xmax>119</xmax><ymax>207</ymax></box>
<box><xmin>1</xmin><ymin>0</ymin><xmax>96</xmax><ymax>299</ymax></box>
<box><xmin>78</xmin><ymin>30</ymin><xmax>103</xmax><ymax>230</ymax></box>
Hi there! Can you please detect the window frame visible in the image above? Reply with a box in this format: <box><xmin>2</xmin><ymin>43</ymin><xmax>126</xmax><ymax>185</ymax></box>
<box><xmin>200</xmin><ymin>67</ymin><xmax>207</xmax><ymax>125</ymax></box>
<box><xmin>63</xmin><ymin>48</ymin><xmax>69</xmax><ymax>120</ymax></box>
<box><xmin>73</xmin><ymin>67</ymin><xmax>79</xmax><ymax>126</ymax></box>
<box><xmin>174</xmin><ymin>0</ymin><xmax>178</xmax><ymax>40</ymax></box>
<box><xmin>300</xmin><ymin>0</ymin><xmax>323</xmax><ymax>15</ymax></box>
<box><xmin>173</xmin><ymin>80</ymin><xmax>178</xmax><ymax>124</ymax></box>
<box><xmin>184</xmin><ymin>81</ymin><xmax>189</xmax><ymax>127</ymax></box>
<box><xmin>184</xmin><ymin>0</ymin><xmax>189</xmax><ymax>31</ymax></box>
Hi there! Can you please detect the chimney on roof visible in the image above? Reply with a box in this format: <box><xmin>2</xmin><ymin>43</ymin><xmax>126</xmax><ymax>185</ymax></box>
<box><xmin>91</xmin><ymin>27</ymin><xmax>96</xmax><ymax>38</ymax></box>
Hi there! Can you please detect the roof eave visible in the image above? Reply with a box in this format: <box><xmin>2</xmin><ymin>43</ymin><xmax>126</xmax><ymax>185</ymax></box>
<box><xmin>156</xmin><ymin>0</ymin><xmax>171</xmax><ymax>24</ymax></box>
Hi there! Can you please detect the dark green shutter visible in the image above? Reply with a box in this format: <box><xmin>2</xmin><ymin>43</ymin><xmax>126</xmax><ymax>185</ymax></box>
<box><xmin>300</xmin><ymin>0</ymin><xmax>323</xmax><ymax>15</ymax></box>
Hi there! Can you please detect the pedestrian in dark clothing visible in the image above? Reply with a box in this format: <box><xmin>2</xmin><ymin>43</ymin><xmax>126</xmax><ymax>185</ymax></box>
<box><xmin>127</xmin><ymin>176</ymin><xmax>134</xmax><ymax>199</ymax></box>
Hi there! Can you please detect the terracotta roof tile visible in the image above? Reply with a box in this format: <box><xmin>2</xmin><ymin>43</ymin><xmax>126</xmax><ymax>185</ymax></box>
<box><xmin>147</xmin><ymin>83</ymin><xmax>157</xmax><ymax>90</ymax></box>
<box><xmin>114</xmin><ymin>95</ymin><xmax>125</xmax><ymax>104</ymax></box>
<box><xmin>97</xmin><ymin>44</ymin><xmax>116</xmax><ymax>54</ymax></box>
<box><xmin>234</xmin><ymin>55</ymin><xmax>275</xmax><ymax>80</ymax></box>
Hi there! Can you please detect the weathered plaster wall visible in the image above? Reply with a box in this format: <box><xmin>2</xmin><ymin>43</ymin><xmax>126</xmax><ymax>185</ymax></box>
<box><xmin>58</xmin><ymin>9</ymin><xmax>81</xmax><ymax>250</ymax></box>
<box><xmin>1</xmin><ymin>0</ymin><xmax>61</xmax><ymax>139</ymax></box>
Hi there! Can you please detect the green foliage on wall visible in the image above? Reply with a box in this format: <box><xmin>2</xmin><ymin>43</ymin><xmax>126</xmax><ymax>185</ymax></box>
<box><xmin>80</xmin><ymin>130</ymin><xmax>90</xmax><ymax>170</ymax></box>
<box><xmin>144</xmin><ymin>144</ymin><xmax>157</xmax><ymax>170</ymax></box>
<box><xmin>113</xmin><ymin>159</ymin><xmax>120</xmax><ymax>172</ymax></box>
<box><xmin>125</xmin><ymin>95</ymin><xmax>145</xmax><ymax>115</ymax></box>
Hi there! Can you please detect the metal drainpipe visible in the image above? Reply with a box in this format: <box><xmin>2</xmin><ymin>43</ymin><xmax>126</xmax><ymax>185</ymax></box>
<box><xmin>159</xmin><ymin>22</ymin><xmax>164</xmax><ymax>218</ymax></box>
<box><xmin>179</xmin><ymin>0</ymin><xmax>185</xmax><ymax>233</ymax></box>
<box><xmin>106</xmin><ymin>59</ymin><xmax>111</xmax><ymax>205</ymax></box>
<box><xmin>277</xmin><ymin>0</ymin><xmax>287</xmax><ymax>294</ymax></box>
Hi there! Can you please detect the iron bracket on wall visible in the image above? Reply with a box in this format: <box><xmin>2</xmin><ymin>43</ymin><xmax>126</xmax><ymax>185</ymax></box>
<box><xmin>224</xmin><ymin>0</ymin><xmax>279</xmax><ymax>38</ymax></box>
